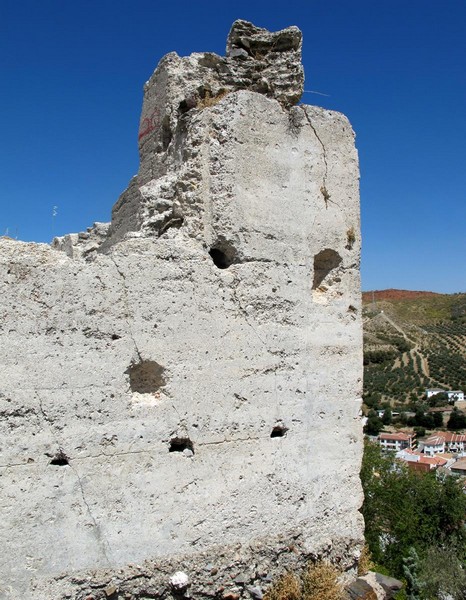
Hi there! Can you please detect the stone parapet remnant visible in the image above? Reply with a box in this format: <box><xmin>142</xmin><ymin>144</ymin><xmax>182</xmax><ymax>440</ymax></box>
<box><xmin>0</xmin><ymin>20</ymin><xmax>363</xmax><ymax>600</ymax></box>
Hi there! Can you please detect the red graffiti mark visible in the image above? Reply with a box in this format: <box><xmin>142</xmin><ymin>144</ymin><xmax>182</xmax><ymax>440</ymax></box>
<box><xmin>138</xmin><ymin>108</ymin><xmax>160</xmax><ymax>141</ymax></box>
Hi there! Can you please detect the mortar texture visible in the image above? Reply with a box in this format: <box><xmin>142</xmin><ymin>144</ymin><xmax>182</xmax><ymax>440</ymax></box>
<box><xmin>0</xmin><ymin>20</ymin><xmax>364</xmax><ymax>600</ymax></box>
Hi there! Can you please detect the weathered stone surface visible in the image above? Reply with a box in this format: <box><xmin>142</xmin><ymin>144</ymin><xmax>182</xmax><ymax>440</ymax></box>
<box><xmin>52</xmin><ymin>221</ymin><xmax>110</xmax><ymax>259</ymax></box>
<box><xmin>374</xmin><ymin>572</ymin><xmax>403</xmax><ymax>598</ymax></box>
<box><xmin>0</xmin><ymin>20</ymin><xmax>363</xmax><ymax>600</ymax></box>
<box><xmin>346</xmin><ymin>578</ymin><xmax>378</xmax><ymax>600</ymax></box>
<box><xmin>346</xmin><ymin>572</ymin><xmax>394</xmax><ymax>600</ymax></box>
<box><xmin>225</xmin><ymin>20</ymin><xmax>304</xmax><ymax>105</ymax></box>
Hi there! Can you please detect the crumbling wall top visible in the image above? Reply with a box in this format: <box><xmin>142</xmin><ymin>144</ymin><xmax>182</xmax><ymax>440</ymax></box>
<box><xmin>225</xmin><ymin>19</ymin><xmax>304</xmax><ymax>106</ymax></box>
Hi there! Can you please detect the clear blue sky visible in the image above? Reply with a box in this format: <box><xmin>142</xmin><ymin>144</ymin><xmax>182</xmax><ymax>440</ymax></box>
<box><xmin>1</xmin><ymin>0</ymin><xmax>465</xmax><ymax>293</ymax></box>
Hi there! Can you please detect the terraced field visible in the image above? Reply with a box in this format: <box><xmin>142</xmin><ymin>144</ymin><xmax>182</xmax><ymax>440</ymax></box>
<box><xmin>362</xmin><ymin>290</ymin><xmax>466</xmax><ymax>407</ymax></box>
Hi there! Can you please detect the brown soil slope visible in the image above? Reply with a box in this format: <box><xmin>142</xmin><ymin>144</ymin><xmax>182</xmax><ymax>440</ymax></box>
<box><xmin>362</xmin><ymin>290</ymin><xmax>466</xmax><ymax>405</ymax></box>
<box><xmin>362</xmin><ymin>289</ymin><xmax>440</xmax><ymax>302</ymax></box>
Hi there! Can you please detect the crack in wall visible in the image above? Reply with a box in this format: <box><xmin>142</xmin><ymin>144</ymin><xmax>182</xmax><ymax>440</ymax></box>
<box><xmin>239</xmin><ymin>257</ymin><xmax>277</xmax><ymax>265</ymax></box>
<box><xmin>230</xmin><ymin>276</ymin><xmax>283</xmax><ymax>417</ymax></box>
<box><xmin>70</xmin><ymin>462</ymin><xmax>113</xmax><ymax>567</ymax></box>
<box><xmin>13</xmin><ymin>393</ymin><xmax>114</xmax><ymax>566</ymax></box>
<box><xmin>3</xmin><ymin>384</ymin><xmax>116</xmax><ymax>392</ymax></box>
<box><xmin>38</xmin><ymin>394</ymin><xmax>54</xmax><ymax>429</ymax></box>
<box><xmin>198</xmin><ymin>435</ymin><xmax>260</xmax><ymax>446</ymax></box>
<box><xmin>0</xmin><ymin>461</ymin><xmax>37</xmax><ymax>469</ymax></box>
<box><xmin>110</xmin><ymin>255</ymin><xmax>143</xmax><ymax>362</ymax></box>
<box><xmin>0</xmin><ymin>449</ymin><xmax>152</xmax><ymax>469</ymax></box>
<box><xmin>73</xmin><ymin>449</ymin><xmax>152</xmax><ymax>461</ymax></box>
<box><xmin>301</xmin><ymin>107</ymin><xmax>340</xmax><ymax>210</ymax></box>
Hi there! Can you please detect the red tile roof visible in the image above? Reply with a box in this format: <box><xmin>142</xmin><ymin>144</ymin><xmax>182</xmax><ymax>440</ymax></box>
<box><xmin>424</xmin><ymin>435</ymin><xmax>445</xmax><ymax>446</ymax></box>
<box><xmin>443</xmin><ymin>432</ymin><xmax>466</xmax><ymax>443</ymax></box>
<box><xmin>451</xmin><ymin>458</ymin><xmax>466</xmax><ymax>471</ymax></box>
<box><xmin>427</xmin><ymin>432</ymin><xmax>466</xmax><ymax>443</ymax></box>
<box><xmin>379</xmin><ymin>432</ymin><xmax>413</xmax><ymax>441</ymax></box>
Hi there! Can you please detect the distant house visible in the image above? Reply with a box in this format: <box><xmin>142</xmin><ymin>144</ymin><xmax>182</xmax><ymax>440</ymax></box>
<box><xmin>377</xmin><ymin>409</ymin><xmax>400</xmax><ymax>418</ymax></box>
<box><xmin>378</xmin><ymin>432</ymin><xmax>414</xmax><ymax>452</ymax></box>
<box><xmin>450</xmin><ymin>457</ymin><xmax>466</xmax><ymax>476</ymax></box>
<box><xmin>419</xmin><ymin>435</ymin><xmax>445</xmax><ymax>456</ymax></box>
<box><xmin>426</xmin><ymin>388</ymin><xmax>446</xmax><ymax>399</ymax></box>
<box><xmin>396</xmin><ymin>448</ymin><xmax>448</xmax><ymax>470</ymax></box>
<box><xmin>425</xmin><ymin>388</ymin><xmax>464</xmax><ymax>403</ymax></box>
<box><xmin>443</xmin><ymin>432</ymin><xmax>466</xmax><ymax>453</ymax></box>
<box><xmin>396</xmin><ymin>448</ymin><xmax>420</xmax><ymax>463</ymax></box>
<box><xmin>419</xmin><ymin>432</ymin><xmax>466</xmax><ymax>456</ymax></box>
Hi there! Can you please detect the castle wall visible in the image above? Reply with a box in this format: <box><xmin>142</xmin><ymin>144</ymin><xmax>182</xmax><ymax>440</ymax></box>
<box><xmin>0</xmin><ymin>21</ymin><xmax>363</xmax><ymax>600</ymax></box>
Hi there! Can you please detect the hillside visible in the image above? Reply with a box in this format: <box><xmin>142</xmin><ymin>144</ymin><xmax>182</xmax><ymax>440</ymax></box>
<box><xmin>363</xmin><ymin>290</ymin><xmax>466</xmax><ymax>407</ymax></box>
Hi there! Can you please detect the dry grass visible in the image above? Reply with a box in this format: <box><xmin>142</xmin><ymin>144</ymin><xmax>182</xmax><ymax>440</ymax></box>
<box><xmin>265</xmin><ymin>562</ymin><xmax>343</xmax><ymax>600</ymax></box>
<box><xmin>264</xmin><ymin>572</ymin><xmax>301</xmax><ymax>600</ymax></box>
<box><xmin>196</xmin><ymin>89</ymin><xmax>229</xmax><ymax>109</ymax></box>
<box><xmin>357</xmin><ymin>544</ymin><xmax>374</xmax><ymax>576</ymax></box>
<box><xmin>346</xmin><ymin>226</ymin><xmax>356</xmax><ymax>249</ymax></box>
<box><xmin>320</xmin><ymin>186</ymin><xmax>331</xmax><ymax>203</ymax></box>
<box><xmin>301</xmin><ymin>562</ymin><xmax>343</xmax><ymax>600</ymax></box>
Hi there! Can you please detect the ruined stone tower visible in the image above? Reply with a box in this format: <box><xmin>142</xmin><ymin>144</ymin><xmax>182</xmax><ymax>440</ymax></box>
<box><xmin>0</xmin><ymin>21</ymin><xmax>363</xmax><ymax>600</ymax></box>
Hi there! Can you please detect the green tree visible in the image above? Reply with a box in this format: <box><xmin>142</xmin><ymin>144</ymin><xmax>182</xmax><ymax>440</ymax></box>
<box><xmin>360</xmin><ymin>440</ymin><xmax>466</xmax><ymax>578</ymax></box>
<box><xmin>427</xmin><ymin>392</ymin><xmax>449</xmax><ymax>407</ymax></box>
<box><xmin>431</xmin><ymin>411</ymin><xmax>443</xmax><ymax>428</ymax></box>
<box><xmin>413</xmin><ymin>426</ymin><xmax>426</xmax><ymax>438</ymax></box>
<box><xmin>418</xmin><ymin>545</ymin><xmax>466</xmax><ymax>599</ymax></box>
<box><xmin>363</xmin><ymin>392</ymin><xmax>381</xmax><ymax>409</ymax></box>
<box><xmin>403</xmin><ymin>548</ymin><xmax>421</xmax><ymax>600</ymax></box>
<box><xmin>419</xmin><ymin>412</ymin><xmax>435</xmax><ymax>430</ymax></box>
<box><xmin>381</xmin><ymin>406</ymin><xmax>392</xmax><ymax>426</ymax></box>
<box><xmin>398</xmin><ymin>412</ymin><xmax>408</xmax><ymax>425</ymax></box>
<box><xmin>448</xmin><ymin>408</ymin><xmax>466</xmax><ymax>431</ymax></box>
<box><xmin>364</xmin><ymin>410</ymin><xmax>383</xmax><ymax>436</ymax></box>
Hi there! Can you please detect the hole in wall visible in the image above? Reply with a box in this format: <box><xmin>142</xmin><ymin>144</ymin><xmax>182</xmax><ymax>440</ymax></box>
<box><xmin>209</xmin><ymin>248</ymin><xmax>230</xmax><ymax>269</ymax></box>
<box><xmin>209</xmin><ymin>239</ymin><xmax>237</xmax><ymax>269</ymax></box>
<box><xmin>169</xmin><ymin>437</ymin><xmax>194</xmax><ymax>456</ymax></box>
<box><xmin>271</xmin><ymin>423</ymin><xmax>288</xmax><ymax>438</ymax></box>
<box><xmin>49</xmin><ymin>449</ymin><xmax>69</xmax><ymax>466</ymax></box>
<box><xmin>312</xmin><ymin>249</ymin><xmax>342</xmax><ymax>290</ymax></box>
<box><xmin>126</xmin><ymin>360</ymin><xmax>166</xmax><ymax>394</ymax></box>
<box><xmin>179</xmin><ymin>97</ymin><xmax>196</xmax><ymax>114</ymax></box>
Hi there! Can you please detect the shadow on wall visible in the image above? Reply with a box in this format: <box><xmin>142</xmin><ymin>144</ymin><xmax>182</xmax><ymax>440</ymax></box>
<box><xmin>312</xmin><ymin>249</ymin><xmax>342</xmax><ymax>289</ymax></box>
<box><xmin>126</xmin><ymin>360</ymin><xmax>166</xmax><ymax>394</ymax></box>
